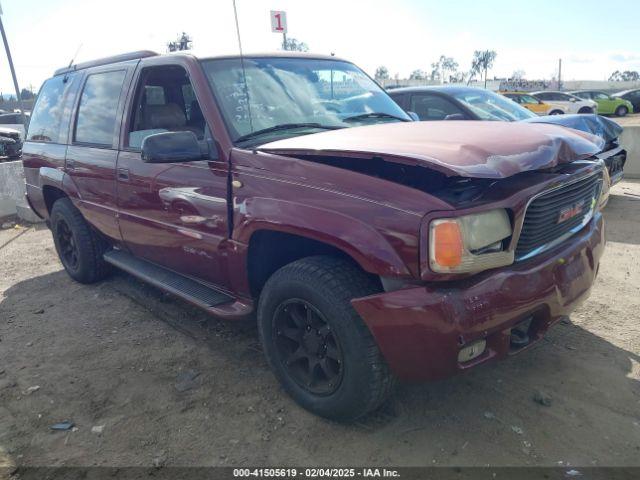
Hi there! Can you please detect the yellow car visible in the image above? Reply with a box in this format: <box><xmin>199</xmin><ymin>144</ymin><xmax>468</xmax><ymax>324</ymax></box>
<box><xmin>500</xmin><ymin>91</ymin><xmax>561</xmax><ymax>115</ymax></box>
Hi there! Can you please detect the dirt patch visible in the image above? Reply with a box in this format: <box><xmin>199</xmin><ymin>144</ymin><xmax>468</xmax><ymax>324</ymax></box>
<box><xmin>0</xmin><ymin>182</ymin><xmax>639</xmax><ymax>468</ymax></box>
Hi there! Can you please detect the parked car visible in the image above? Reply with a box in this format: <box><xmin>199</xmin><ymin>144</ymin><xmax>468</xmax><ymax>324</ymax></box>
<box><xmin>612</xmin><ymin>89</ymin><xmax>640</xmax><ymax>113</ymax></box>
<box><xmin>531</xmin><ymin>91</ymin><xmax>597</xmax><ymax>114</ymax></box>
<box><xmin>0</xmin><ymin>112</ymin><xmax>28</xmax><ymax>139</ymax></box>
<box><xmin>24</xmin><ymin>51</ymin><xmax>607</xmax><ymax>421</ymax></box>
<box><xmin>570</xmin><ymin>90</ymin><xmax>633</xmax><ymax>116</ymax></box>
<box><xmin>389</xmin><ymin>86</ymin><xmax>625</xmax><ymax>186</ymax></box>
<box><xmin>388</xmin><ymin>86</ymin><xmax>537</xmax><ymax>121</ymax></box>
<box><xmin>0</xmin><ymin>127</ymin><xmax>23</xmax><ymax>159</ymax></box>
<box><xmin>500</xmin><ymin>91</ymin><xmax>563</xmax><ymax>115</ymax></box>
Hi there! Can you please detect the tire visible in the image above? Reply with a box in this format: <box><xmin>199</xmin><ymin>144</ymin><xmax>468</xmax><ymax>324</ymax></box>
<box><xmin>578</xmin><ymin>107</ymin><xmax>593</xmax><ymax>114</ymax></box>
<box><xmin>50</xmin><ymin>197</ymin><xmax>111</xmax><ymax>284</ymax></box>
<box><xmin>257</xmin><ymin>256</ymin><xmax>396</xmax><ymax>421</ymax></box>
<box><xmin>615</xmin><ymin>106</ymin><xmax>628</xmax><ymax>117</ymax></box>
<box><xmin>549</xmin><ymin>110</ymin><xmax>564</xmax><ymax>115</ymax></box>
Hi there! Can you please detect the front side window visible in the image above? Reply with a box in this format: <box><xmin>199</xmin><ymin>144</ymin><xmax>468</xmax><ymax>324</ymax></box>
<box><xmin>593</xmin><ymin>92</ymin><xmax>610</xmax><ymax>101</ymax></box>
<box><xmin>201</xmin><ymin>57</ymin><xmax>410</xmax><ymax>145</ymax></box>
<box><xmin>410</xmin><ymin>94</ymin><xmax>464</xmax><ymax>120</ymax></box>
<box><xmin>127</xmin><ymin>66</ymin><xmax>207</xmax><ymax>150</ymax></box>
<box><xmin>574</xmin><ymin>92</ymin><xmax>590</xmax><ymax>99</ymax></box>
<box><xmin>454</xmin><ymin>89</ymin><xmax>535</xmax><ymax>121</ymax></box>
<box><xmin>75</xmin><ymin>70</ymin><xmax>127</xmax><ymax>146</ymax></box>
<box><xmin>520</xmin><ymin>94</ymin><xmax>540</xmax><ymax>105</ymax></box>
<box><xmin>27</xmin><ymin>73</ymin><xmax>77</xmax><ymax>143</ymax></box>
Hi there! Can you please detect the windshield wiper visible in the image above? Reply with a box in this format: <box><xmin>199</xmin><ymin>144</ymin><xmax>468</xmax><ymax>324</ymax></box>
<box><xmin>235</xmin><ymin>123</ymin><xmax>343</xmax><ymax>144</ymax></box>
<box><xmin>343</xmin><ymin>112</ymin><xmax>410</xmax><ymax>123</ymax></box>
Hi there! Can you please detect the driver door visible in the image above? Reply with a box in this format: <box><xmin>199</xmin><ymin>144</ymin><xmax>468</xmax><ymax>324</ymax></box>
<box><xmin>116</xmin><ymin>62</ymin><xmax>231</xmax><ymax>287</ymax></box>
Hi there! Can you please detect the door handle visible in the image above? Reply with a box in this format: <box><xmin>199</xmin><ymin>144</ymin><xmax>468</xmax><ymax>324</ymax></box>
<box><xmin>117</xmin><ymin>168</ymin><xmax>130</xmax><ymax>181</ymax></box>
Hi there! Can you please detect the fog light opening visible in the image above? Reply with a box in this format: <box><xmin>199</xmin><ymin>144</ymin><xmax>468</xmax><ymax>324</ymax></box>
<box><xmin>458</xmin><ymin>339</ymin><xmax>487</xmax><ymax>363</ymax></box>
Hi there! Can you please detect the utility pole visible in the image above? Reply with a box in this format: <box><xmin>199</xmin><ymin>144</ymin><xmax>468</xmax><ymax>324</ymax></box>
<box><xmin>558</xmin><ymin>58</ymin><xmax>562</xmax><ymax>90</ymax></box>
<box><xmin>0</xmin><ymin>2</ymin><xmax>24</xmax><ymax>112</ymax></box>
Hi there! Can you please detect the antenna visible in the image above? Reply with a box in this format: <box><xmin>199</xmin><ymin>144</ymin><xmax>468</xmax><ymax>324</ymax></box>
<box><xmin>231</xmin><ymin>0</ymin><xmax>253</xmax><ymax>132</ymax></box>
<box><xmin>68</xmin><ymin>43</ymin><xmax>83</xmax><ymax>69</ymax></box>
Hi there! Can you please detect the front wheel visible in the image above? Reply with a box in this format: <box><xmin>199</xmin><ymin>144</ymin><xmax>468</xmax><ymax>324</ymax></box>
<box><xmin>615</xmin><ymin>106</ymin><xmax>628</xmax><ymax>117</ymax></box>
<box><xmin>257</xmin><ymin>256</ymin><xmax>396</xmax><ymax>421</ymax></box>
<box><xmin>549</xmin><ymin>109</ymin><xmax>564</xmax><ymax>115</ymax></box>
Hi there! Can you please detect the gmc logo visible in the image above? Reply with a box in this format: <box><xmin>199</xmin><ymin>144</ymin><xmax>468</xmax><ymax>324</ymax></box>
<box><xmin>558</xmin><ymin>203</ymin><xmax>584</xmax><ymax>223</ymax></box>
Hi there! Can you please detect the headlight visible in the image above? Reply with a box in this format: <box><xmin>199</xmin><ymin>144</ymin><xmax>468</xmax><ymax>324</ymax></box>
<box><xmin>428</xmin><ymin>209</ymin><xmax>514</xmax><ymax>273</ymax></box>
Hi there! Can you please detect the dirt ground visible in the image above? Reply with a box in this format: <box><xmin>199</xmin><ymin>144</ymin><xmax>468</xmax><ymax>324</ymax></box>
<box><xmin>0</xmin><ymin>181</ymin><xmax>639</xmax><ymax>470</ymax></box>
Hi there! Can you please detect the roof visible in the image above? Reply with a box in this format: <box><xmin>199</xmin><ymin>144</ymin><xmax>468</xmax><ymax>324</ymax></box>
<box><xmin>387</xmin><ymin>85</ymin><xmax>486</xmax><ymax>95</ymax></box>
<box><xmin>54</xmin><ymin>50</ymin><xmax>350</xmax><ymax>76</ymax></box>
<box><xmin>54</xmin><ymin>50</ymin><xmax>158</xmax><ymax>76</ymax></box>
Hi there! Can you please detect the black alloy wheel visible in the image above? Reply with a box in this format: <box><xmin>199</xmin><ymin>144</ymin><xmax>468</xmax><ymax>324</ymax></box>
<box><xmin>55</xmin><ymin>217</ymin><xmax>79</xmax><ymax>270</ymax></box>
<box><xmin>273</xmin><ymin>299</ymin><xmax>344</xmax><ymax>395</ymax></box>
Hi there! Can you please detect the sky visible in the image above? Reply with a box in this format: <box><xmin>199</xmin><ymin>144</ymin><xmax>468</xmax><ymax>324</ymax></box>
<box><xmin>0</xmin><ymin>0</ymin><xmax>639</xmax><ymax>95</ymax></box>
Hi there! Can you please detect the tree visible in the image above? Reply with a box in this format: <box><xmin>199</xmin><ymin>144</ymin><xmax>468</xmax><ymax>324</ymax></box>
<box><xmin>409</xmin><ymin>69</ymin><xmax>427</xmax><ymax>81</ymax></box>
<box><xmin>468</xmin><ymin>50</ymin><xmax>497</xmax><ymax>87</ymax></box>
<box><xmin>511</xmin><ymin>70</ymin><xmax>526</xmax><ymax>80</ymax></box>
<box><xmin>168</xmin><ymin>32</ymin><xmax>193</xmax><ymax>52</ymax></box>
<box><xmin>609</xmin><ymin>70</ymin><xmax>640</xmax><ymax>81</ymax></box>
<box><xmin>283</xmin><ymin>38</ymin><xmax>309</xmax><ymax>52</ymax></box>
<box><xmin>430</xmin><ymin>55</ymin><xmax>459</xmax><ymax>83</ymax></box>
<box><xmin>20</xmin><ymin>88</ymin><xmax>34</xmax><ymax>100</ymax></box>
<box><xmin>374</xmin><ymin>66</ymin><xmax>390</xmax><ymax>80</ymax></box>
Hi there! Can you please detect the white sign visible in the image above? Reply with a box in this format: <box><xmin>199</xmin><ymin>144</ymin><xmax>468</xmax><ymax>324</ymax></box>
<box><xmin>270</xmin><ymin>10</ymin><xmax>287</xmax><ymax>34</ymax></box>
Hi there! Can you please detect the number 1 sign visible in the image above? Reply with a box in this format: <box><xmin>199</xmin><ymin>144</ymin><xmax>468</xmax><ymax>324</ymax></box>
<box><xmin>270</xmin><ymin>10</ymin><xmax>287</xmax><ymax>33</ymax></box>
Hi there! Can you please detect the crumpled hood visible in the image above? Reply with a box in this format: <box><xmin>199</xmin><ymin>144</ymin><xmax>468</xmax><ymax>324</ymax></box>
<box><xmin>259</xmin><ymin>121</ymin><xmax>605</xmax><ymax>178</ymax></box>
<box><xmin>522</xmin><ymin>113</ymin><xmax>622</xmax><ymax>144</ymax></box>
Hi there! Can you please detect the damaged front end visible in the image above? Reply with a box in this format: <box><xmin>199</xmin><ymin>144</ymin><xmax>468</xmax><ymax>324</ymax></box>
<box><xmin>523</xmin><ymin>113</ymin><xmax>626</xmax><ymax>186</ymax></box>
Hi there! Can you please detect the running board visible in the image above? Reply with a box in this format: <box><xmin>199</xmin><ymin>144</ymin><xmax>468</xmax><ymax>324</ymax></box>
<box><xmin>104</xmin><ymin>250</ymin><xmax>234</xmax><ymax>309</ymax></box>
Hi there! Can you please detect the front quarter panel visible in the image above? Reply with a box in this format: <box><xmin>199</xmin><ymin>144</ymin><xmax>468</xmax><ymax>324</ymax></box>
<box><xmin>229</xmin><ymin>149</ymin><xmax>442</xmax><ymax>283</ymax></box>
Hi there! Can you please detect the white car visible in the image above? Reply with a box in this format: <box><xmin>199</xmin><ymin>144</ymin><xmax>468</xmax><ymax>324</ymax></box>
<box><xmin>0</xmin><ymin>112</ymin><xmax>28</xmax><ymax>139</ymax></box>
<box><xmin>531</xmin><ymin>91</ymin><xmax>597</xmax><ymax>114</ymax></box>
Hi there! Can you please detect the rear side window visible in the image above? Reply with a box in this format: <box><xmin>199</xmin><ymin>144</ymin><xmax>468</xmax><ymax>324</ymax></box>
<box><xmin>74</xmin><ymin>70</ymin><xmax>127</xmax><ymax>146</ymax></box>
<box><xmin>27</xmin><ymin>74</ymin><xmax>76</xmax><ymax>142</ymax></box>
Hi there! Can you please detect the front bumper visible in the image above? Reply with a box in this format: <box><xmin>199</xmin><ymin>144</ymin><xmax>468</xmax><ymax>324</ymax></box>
<box><xmin>352</xmin><ymin>213</ymin><xmax>605</xmax><ymax>381</ymax></box>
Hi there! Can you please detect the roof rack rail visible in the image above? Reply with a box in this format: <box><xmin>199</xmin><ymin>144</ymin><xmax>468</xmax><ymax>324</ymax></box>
<box><xmin>54</xmin><ymin>50</ymin><xmax>159</xmax><ymax>76</ymax></box>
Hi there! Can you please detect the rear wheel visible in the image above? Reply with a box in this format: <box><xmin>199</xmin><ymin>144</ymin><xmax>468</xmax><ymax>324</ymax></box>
<box><xmin>549</xmin><ymin>109</ymin><xmax>564</xmax><ymax>115</ymax></box>
<box><xmin>50</xmin><ymin>197</ymin><xmax>111</xmax><ymax>284</ymax></box>
<box><xmin>257</xmin><ymin>256</ymin><xmax>396</xmax><ymax>421</ymax></box>
<box><xmin>615</xmin><ymin>106</ymin><xmax>628</xmax><ymax>117</ymax></box>
<box><xmin>578</xmin><ymin>107</ymin><xmax>593</xmax><ymax>114</ymax></box>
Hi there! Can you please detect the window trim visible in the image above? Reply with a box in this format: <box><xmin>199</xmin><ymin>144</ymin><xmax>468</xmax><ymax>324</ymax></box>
<box><xmin>72</xmin><ymin>68</ymin><xmax>129</xmax><ymax>149</ymax></box>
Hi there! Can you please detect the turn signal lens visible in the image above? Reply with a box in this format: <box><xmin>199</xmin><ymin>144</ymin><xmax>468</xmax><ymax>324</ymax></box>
<box><xmin>432</xmin><ymin>220</ymin><xmax>463</xmax><ymax>267</ymax></box>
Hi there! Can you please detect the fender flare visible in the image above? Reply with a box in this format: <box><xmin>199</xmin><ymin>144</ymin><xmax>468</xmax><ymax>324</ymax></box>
<box><xmin>233</xmin><ymin>197</ymin><xmax>413</xmax><ymax>278</ymax></box>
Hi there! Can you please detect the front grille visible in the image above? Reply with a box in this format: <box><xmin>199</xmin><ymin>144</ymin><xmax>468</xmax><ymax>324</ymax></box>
<box><xmin>516</xmin><ymin>173</ymin><xmax>602</xmax><ymax>259</ymax></box>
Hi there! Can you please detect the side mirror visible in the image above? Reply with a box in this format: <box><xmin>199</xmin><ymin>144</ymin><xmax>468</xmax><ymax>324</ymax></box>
<box><xmin>407</xmin><ymin>111</ymin><xmax>420</xmax><ymax>121</ymax></box>
<box><xmin>444</xmin><ymin>113</ymin><xmax>466</xmax><ymax>120</ymax></box>
<box><xmin>141</xmin><ymin>131</ymin><xmax>203</xmax><ymax>163</ymax></box>
<box><xmin>570</xmin><ymin>97</ymin><xmax>577</xmax><ymax>102</ymax></box>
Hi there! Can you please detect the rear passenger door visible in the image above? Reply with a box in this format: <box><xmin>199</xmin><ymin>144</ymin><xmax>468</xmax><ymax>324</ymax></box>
<box><xmin>65</xmin><ymin>65</ymin><xmax>135</xmax><ymax>242</ymax></box>
<box><xmin>116</xmin><ymin>61</ymin><xmax>230</xmax><ymax>287</ymax></box>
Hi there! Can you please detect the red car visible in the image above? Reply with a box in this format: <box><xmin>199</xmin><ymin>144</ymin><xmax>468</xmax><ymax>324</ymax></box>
<box><xmin>23</xmin><ymin>51</ymin><xmax>606</xmax><ymax>421</ymax></box>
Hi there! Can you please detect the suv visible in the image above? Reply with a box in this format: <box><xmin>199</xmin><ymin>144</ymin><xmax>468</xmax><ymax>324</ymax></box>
<box><xmin>24</xmin><ymin>51</ymin><xmax>606</xmax><ymax>421</ymax></box>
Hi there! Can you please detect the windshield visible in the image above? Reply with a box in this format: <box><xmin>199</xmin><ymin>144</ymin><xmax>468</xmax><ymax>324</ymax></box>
<box><xmin>201</xmin><ymin>57</ymin><xmax>410</xmax><ymax>145</ymax></box>
<box><xmin>452</xmin><ymin>89</ymin><xmax>536</xmax><ymax>121</ymax></box>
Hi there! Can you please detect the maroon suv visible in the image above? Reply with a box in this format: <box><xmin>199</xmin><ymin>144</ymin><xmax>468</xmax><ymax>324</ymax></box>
<box><xmin>23</xmin><ymin>51</ymin><xmax>606</xmax><ymax>421</ymax></box>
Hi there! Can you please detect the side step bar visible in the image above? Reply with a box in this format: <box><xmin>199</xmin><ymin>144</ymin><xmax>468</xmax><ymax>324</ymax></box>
<box><xmin>104</xmin><ymin>250</ymin><xmax>234</xmax><ymax>309</ymax></box>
